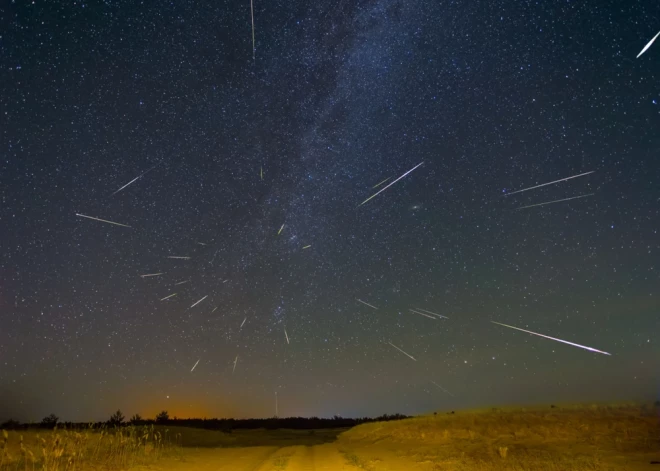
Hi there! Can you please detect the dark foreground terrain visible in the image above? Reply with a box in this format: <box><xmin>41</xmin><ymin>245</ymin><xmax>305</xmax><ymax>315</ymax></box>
<box><xmin>2</xmin><ymin>404</ymin><xmax>659</xmax><ymax>470</ymax></box>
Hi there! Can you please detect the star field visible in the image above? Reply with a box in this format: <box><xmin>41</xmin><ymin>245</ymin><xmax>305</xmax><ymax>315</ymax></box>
<box><xmin>1</xmin><ymin>0</ymin><xmax>659</xmax><ymax>422</ymax></box>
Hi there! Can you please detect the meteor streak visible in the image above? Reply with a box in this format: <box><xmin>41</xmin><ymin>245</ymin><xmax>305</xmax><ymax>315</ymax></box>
<box><xmin>356</xmin><ymin>299</ymin><xmax>378</xmax><ymax>310</ymax></box>
<box><xmin>250</xmin><ymin>0</ymin><xmax>255</xmax><ymax>60</ymax></box>
<box><xmin>233</xmin><ymin>355</ymin><xmax>238</xmax><ymax>373</ymax></box>
<box><xmin>278</xmin><ymin>224</ymin><xmax>285</xmax><ymax>235</ymax></box>
<box><xmin>111</xmin><ymin>175</ymin><xmax>141</xmax><ymax>196</ymax></box>
<box><xmin>517</xmin><ymin>193</ymin><xmax>594</xmax><ymax>210</ymax></box>
<box><xmin>491</xmin><ymin>321</ymin><xmax>611</xmax><ymax>355</ymax></box>
<box><xmin>431</xmin><ymin>381</ymin><xmax>455</xmax><ymax>397</ymax></box>
<box><xmin>359</xmin><ymin>162</ymin><xmax>424</xmax><ymax>206</ymax></box>
<box><xmin>372</xmin><ymin>177</ymin><xmax>391</xmax><ymax>189</ymax></box>
<box><xmin>415</xmin><ymin>307</ymin><xmax>449</xmax><ymax>319</ymax></box>
<box><xmin>160</xmin><ymin>293</ymin><xmax>177</xmax><ymax>301</ymax></box>
<box><xmin>190</xmin><ymin>295</ymin><xmax>208</xmax><ymax>308</ymax></box>
<box><xmin>503</xmin><ymin>171</ymin><xmax>594</xmax><ymax>196</ymax></box>
<box><xmin>140</xmin><ymin>273</ymin><xmax>164</xmax><ymax>278</ymax></box>
<box><xmin>110</xmin><ymin>163</ymin><xmax>161</xmax><ymax>196</ymax></box>
<box><xmin>302</xmin><ymin>245</ymin><xmax>311</xmax><ymax>249</ymax></box>
<box><xmin>167</xmin><ymin>256</ymin><xmax>191</xmax><ymax>260</ymax></box>
<box><xmin>284</xmin><ymin>327</ymin><xmax>290</xmax><ymax>344</ymax></box>
<box><xmin>409</xmin><ymin>309</ymin><xmax>436</xmax><ymax>320</ymax></box>
<box><xmin>387</xmin><ymin>342</ymin><xmax>416</xmax><ymax>361</ymax></box>
<box><xmin>638</xmin><ymin>31</ymin><xmax>660</xmax><ymax>58</ymax></box>
<box><xmin>76</xmin><ymin>213</ymin><xmax>131</xmax><ymax>228</ymax></box>
<box><xmin>190</xmin><ymin>359</ymin><xmax>200</xmax><ymax>372</ymax></box>
<box><xmin>174</xmin><ymin>280</ymin><xmax>190</xmax><ymax>286</ymax></box>
<box><xmin>240</xmin><ymin>317</ymin><xmax>247</xmax><ymax>328</ymax></box>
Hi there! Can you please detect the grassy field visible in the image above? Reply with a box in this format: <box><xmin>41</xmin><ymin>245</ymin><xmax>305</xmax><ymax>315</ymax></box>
<box><xmin>1</xmin><ymin>403</ymin><xmax>658</xmax><ymax>470</ymax></box>
<box><xmin>337</xmin><ymin>403</ymin><xmax>660</xmax><ymax>470</ymax></box>
<box><xmin>0</xmin><ymin>424</ymin><xmax>184</xmax><ymax>470</ymax></box>
<box><xmin>0</xmin><ymin>424</ymin><xmax>344</xmax><ymax>470</ymax></box>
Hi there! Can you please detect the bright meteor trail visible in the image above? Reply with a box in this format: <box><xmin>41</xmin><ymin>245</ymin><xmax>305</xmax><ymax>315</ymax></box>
<box><xmin>431</xmin><ymin>381</ymin><xmax>455</xmax><ymax>397</ymax></box>
<box><xmin>372</xmin><ymin>177</ymin><xmax>391</xmax><ymax>189</ymax></box>
<box><xmin>110</xmin><ymin>163</ymin><xmax>160</xmax><ymax>196</ymax></box>
<box><xmin>387</xmin><ymin>342</ymin><xmax>417</xmax><ymax>361</ymax></box>
<box><xmin>503</xmin><ymin>171</ymin><xmax>594</xmax><ymax>196</ymax></box>
<box><xmin>637</xmin><ymin>31</ymin><xmax>660</xmax><ymax>58</ymax></box>
<box><xmin>356</xmin><ymin>299</ymin><xmax>378</xmax><ymax>310</ymax></box>
<box><xmin>517</xmin><ymin>193</ymin><xmax>594</xmax><ymax>210</ymax></box>
<box><xmin>359</xmin><ymin>162</ymin><xmax>424</xmax><ymax>206</ymax></box>
<box><xmin>76</xmin><ymin>213</ymin><xmax>131</xmax><ymax>228</ymax></box>
<box><xmin>491</xmin><ymin>321</ymin><xmax>611</xmax><ymax>355</ymax></box>
<box><xmin>190</xmin><ymin>295</ymin><xmax>208</xmax><ymax>308</ymax></box>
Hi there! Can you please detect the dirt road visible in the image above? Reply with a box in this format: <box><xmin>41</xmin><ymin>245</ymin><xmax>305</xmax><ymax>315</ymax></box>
<box><xmin>139</xmin><ymin>443</ymin><xmax>361</xmax><ymax>471</ymax></box>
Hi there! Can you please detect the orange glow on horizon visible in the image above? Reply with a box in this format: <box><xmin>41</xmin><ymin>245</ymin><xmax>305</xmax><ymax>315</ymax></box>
<box><xmin>142</xmin><ymin>399</ymin><xmax>217</xmax><ymax>420</ymax></box>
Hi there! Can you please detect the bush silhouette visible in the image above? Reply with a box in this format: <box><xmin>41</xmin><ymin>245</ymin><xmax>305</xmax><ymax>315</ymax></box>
<box><xmin>1</xmin><ymin>419</ymin><xmax>20</xmax><ymax>429</ymax></box>
<box><xmin>41</xmin><ymin>413</ymin><xmax>59</xmax><ymax>429</ymax></box>
<box><xmin>129</xmin><ymin>413</ymin><xmax>143</xmax><ymax>425</ymax></box>
<box><xmin>108</xmin><ymin>409</ymin><xmax>125</xmax><ymax>426</ymax></box>
<box><xmin>155</xmin><ymin>410</ymin><xmax>169</xmax><ymax>423</ymax></box>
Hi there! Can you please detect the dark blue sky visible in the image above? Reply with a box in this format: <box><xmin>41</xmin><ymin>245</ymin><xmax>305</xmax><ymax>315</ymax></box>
<box><xmin>1</xmin><ymin>0</ymin><xmax>659</xmax><ymax>422</ymax></box>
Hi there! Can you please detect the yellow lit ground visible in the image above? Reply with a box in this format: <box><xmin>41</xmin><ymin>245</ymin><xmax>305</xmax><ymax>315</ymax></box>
<box><xmin>2</xmin><ymin>404</ymin><xmax>659</xmax><ymax>470</ymax></box>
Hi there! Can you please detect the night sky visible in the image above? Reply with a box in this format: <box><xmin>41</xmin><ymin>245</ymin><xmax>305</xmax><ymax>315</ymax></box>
<box><xmin>1</xmin><ymin>0</ymin><xmax>659</xmax><ymax>423</ymax></box>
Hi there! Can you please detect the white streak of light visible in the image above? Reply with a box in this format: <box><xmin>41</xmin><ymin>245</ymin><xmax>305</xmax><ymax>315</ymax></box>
<box><xmin>372</xmin><ymin>177</ymin><xmax>391</xmax><ymax>189</ymax></box>
<box><xmin>503</xmin><ymin>171</ymin><xmax>594</xmax><ymax>196</ymax></box>
<box><xmin>356</xmin><ymin>299</ymin><xmax>378</xmax><ymax>310</ymax></box>
<box><xmin>111</xmin><ymin>175</ymin><xmax>141</xmax><ymax>196</ymax></box>
<box><xmin>517</xmin><ymin>193</ymin><xmax>594</xmax><ymax>210</ymax></box>
<box><xmin>638</xmin><ymin>31</ymin><xmax>660</xmax><ymax>58</ymax></box>
<box><xmin>190</xmin><ymin>295</ymin><xmax>208</xmax><ymax>308</ymax></box>
<box><xmin>415</xmin><ymin>307</ymin><xmax>449</xmax><ymax>319</ymax></box>
<box><xmin>76</xmin><ymin>213</ymin><xmax>131</xmax><ymax>228</ymax></box>
<box><xmin>491</xmin><ymin>321</ymin><xmax>611</xmax><ymax>355</ymax></box>
<box><xmin>387</xmin><ymin>342</ymin><xmax>416</xmax><ymax>361</ymax></box>
<box><xmin>359</xmin><ymin>162</ymin><xmax>424</xmax><ymax>206</ymax></box>
<box><xmin>250</xmin><ymin>0</ymin><xmax>255</xmax><ymax>60</ymax></box>
<box><xmin>431</xmin><ymin>381</ymin><xmax>455</xmax><ymax>397</ymax></box>
<box><xmin>409</xmin><ymin>309</ymin><xmax>436</xmax><ymax>320</ymax></box>
<box><xmin>110</xmin><ymin>163</ymin><xmax>160</xmax><ymax>196</ymax></box>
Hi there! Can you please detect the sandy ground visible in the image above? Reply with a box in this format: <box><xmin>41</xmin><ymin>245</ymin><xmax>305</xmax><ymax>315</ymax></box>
<box><xmin>132</xmin><ymin>442</ymin><xmax>660</xmax><ymax>471</ymax></box>
<box><xmin>134</xmin><ymin>443</ymin><xmax>362</xmax><ymax>471</ymax></box>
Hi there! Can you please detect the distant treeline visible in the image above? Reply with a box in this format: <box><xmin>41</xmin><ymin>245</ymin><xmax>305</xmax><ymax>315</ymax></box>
<box><xmin>1</xmin><ymin>412</ymin><xmax>410</xmax><ymax>431</ymax></box>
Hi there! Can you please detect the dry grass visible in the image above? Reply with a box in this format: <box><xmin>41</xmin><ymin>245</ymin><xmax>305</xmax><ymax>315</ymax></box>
<box><xmin>338</xmin><ymin>403</ymin><xmax>660</xmax><ymax>470</ymax></box>
<box><xmin>0</xmin><ymin>424</ymin><xmax>181</xmax><ymax>470</ymax></box>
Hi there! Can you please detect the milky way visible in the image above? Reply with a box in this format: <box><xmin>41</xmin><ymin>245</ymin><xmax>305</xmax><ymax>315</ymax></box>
<box><xmin>1</xmin><ymin>0</ymin><xmax>659</xmax><ymax>422</ymax></box>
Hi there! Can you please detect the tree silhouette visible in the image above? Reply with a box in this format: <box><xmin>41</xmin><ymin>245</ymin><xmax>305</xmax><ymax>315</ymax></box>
<box><xmin>129</xmin><ymin>414</ymin><xmax>143</xmax><ymax>425</ymax></box>
<box><xmin>0</xmin><ymin>419</ymin><xmax>20</xmax><ymax>429</ymax></box>
<box><xmin>155</xmin><ymin>410</ymin><xmax>169</xmax><ymax>423</ymax></box>
<box><xmin>108</xmin><ymin>410</ymin><xmax>125</xmax><ymax>426</ymax></box>
<box><xmin>41</xmin><ymin>414</ymin><xmax>59</xmax><ymax>429</ymax></box>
